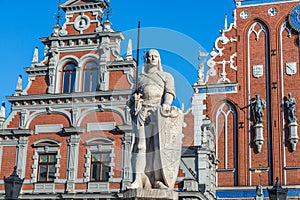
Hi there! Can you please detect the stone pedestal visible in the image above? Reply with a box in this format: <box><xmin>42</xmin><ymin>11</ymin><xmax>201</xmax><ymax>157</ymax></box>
<box><xmin>124</xmin><ymin>189</ymin><xmax>178</xmax><ymax>200</ymax></box>
<box><xmin>254</xmin><ymin>123</ymin><xmax>264</xmax><ymax>153</ymax></box>
<box><xmin>288</xmin><ymin>122</ymin><xmax>298</xmax><ymax>151</ymax></box>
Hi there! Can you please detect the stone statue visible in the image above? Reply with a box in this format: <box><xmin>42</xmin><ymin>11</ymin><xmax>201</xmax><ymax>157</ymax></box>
<box><xmin>286</xmin><ymin>93</ymin><xmax>297</xmax><ymax>123</ymax></box>
<box><xmin>255</xmin><ymin>185</ymin><xmax>264</xmax><ymax>200</ymax></box>
<box><xmin>251</xmin><ymin>94</ymin><xmax>266</xmax><ymax>124</ymax></box>
<box><xmin>197</xmin><ymin>63</ymin><xmax>205</xmax><ymax>85</ymax></box>
<box><xmin>127</xmin><ymin>49</ymin><xmax>182</xmax><ymax>190</ymax></box>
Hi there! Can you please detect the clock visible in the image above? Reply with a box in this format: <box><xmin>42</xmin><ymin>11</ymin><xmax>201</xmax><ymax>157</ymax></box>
<box><xmin>289</xmin><ymin>4</ymin><xmax>300</xmax><ymax>32</ymax></box>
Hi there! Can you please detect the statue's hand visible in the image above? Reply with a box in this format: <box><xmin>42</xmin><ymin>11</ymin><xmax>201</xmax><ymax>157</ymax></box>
<box><xmin>162</xmin><ymin>104</ymin><xmax>171</xmax><ymax>112</ymax></box>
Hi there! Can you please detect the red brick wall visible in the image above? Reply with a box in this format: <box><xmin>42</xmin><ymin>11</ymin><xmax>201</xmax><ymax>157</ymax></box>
<box><xmin>207</xmin><ymin>1</ymin><xmax>300</xmax><ymax>187</ymax></box>
<box><xmin>182</xmin><ymin>110</ymin><xmax>194</xmax><ymax>147</ymax></box>
<box><xmin>109</xmin><ymin>70</ymin><xmax>131</xmax><ymax>90</ymax></box>
<box><xmin>7</xmin><ymin>112</ymin><xmax>20</xmax><ymax>128</ymax></box>
<box><xmin>0</xmin><ymin>146</ymin><xmax>17</xmax><ymax>179</ymax></box>
<box><xmin>26</xmin><ymin>76</ymin><xmax>48</xmax><ymax>95</ymax></box>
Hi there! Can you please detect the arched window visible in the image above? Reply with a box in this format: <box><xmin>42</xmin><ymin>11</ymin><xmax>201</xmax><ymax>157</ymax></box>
<box><xmin>216</xmin><ymin>102</ymin><xmax>238</xmax><ymax>186</ymax></box>
<box><xmin>63</xmin><ymin>63</ymin><xmax>76</xmax><ymax>93</ymax></box>
<box><xmin>84</xmin><ymin>62</ymin><xmax>98</xmax><ymax>92</ymax></box>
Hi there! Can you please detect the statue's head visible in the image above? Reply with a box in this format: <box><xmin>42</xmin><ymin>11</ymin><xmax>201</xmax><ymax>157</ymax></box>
<box><xmin>144</xmin><ymin>49</ymin><xmax>162</xmax><ymax>72</ymax></box>
<box><xmin>288</xmin><ymin>92</ymin><xmax>292</xmax><ymax>98</ymax></box>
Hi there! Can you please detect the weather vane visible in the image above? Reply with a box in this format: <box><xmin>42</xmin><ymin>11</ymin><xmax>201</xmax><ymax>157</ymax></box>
<box><xmin>105</xmin><ymin>7</ymin><xmax>112</xmax><ymax>21</ymax></box>
<box><xmin>55</xmin><ymin>0</ymin><xmax>62</xmax><ymax>25</ymax></box>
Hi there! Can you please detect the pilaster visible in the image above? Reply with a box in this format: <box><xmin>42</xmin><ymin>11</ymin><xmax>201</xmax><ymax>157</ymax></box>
<box><xmin>63</xmin><ymin>127</ymin><xmax>84</xmax><ymax>193</ymax></box>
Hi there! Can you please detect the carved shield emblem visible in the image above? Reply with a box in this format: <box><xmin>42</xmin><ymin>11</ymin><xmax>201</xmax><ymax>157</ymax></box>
<box><xmin>286</xmin><ymin>62</ymin><xmax>297</xmax><ymax>76</ymax></box>
<box><xmin>252</xmin><ymin>65</ymin><xmax>264</xmax><ymax>78</ymax></box>
<box><xmin>158</xmin><ymin>107</ymin><xmax>183</xmax><ymax>189</ymax></box>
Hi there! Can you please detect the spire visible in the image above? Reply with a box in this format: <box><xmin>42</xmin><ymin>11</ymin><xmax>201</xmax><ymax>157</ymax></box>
<box><xmin>32</xmin><ymin>47</ymin><xmax>39</xmax><ymax>64</ymax></box>
<box><xmin>14</xmin><ymin>75</ymin><xmax>23</xmax><ymax>96</ymax></box>
<box><xmin>55</xmin><ymin>0</ymin><xmax>62</xmax><ymax>26</ymax></box>
<box><xmin>224</xmin><ymin>14</ymin><xmax>228</xmax><ymax>30</ymax></box>
<box><xmin>0</xmin><ymin>101</ymin><xmax>5</xmax><ymax>128</ymax></box>
<box><xmin>126</xmin><ymin>39</ymin><xmax>133</xmax><ymax>61</ymax></box>
<box><xmin>0</xmin><ymin>102</ymin><xmax>5</xmax><ymax>118</ymax></box>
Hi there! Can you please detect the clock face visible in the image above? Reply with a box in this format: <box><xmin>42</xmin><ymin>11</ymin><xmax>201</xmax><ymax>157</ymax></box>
<box><xmin>289</xmin><ymin>4</ymin><xmax>300</xmax><ymax>32</ymax></box>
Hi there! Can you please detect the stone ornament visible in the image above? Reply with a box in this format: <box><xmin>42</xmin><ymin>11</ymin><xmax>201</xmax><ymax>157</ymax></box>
<box><xmin>286</xmin><ymin>62</ymin><xmax>297</xmax><ymax>76</ymax></box>
<box><xmin>268</xmin><ymin>8</ymin><xmax>278</xmax><ymax>16</ymax></box>
<box><xmin>126</xmin><ymin>49</ymin><xmax>182</xmax><ymax>190</ymax></box>
<box><xmin>252</xmin><ymin>65</ymin><xmax>264</xmax><ymax>78</ymax></box>
<box><xmin>240</xmin><ymin>10</ymin><xmax>249</xmax><ymax>19</ymax></box>
<box><xmin>74</xmin><ymin>14</ymin><xmax>90</xmax><ymax>32</ymax></box>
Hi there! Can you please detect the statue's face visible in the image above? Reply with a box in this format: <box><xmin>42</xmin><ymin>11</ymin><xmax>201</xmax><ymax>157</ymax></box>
<box><xmin>146</xmin><ymin>50</ymin><xmax>159</xmax><ymax>66</ymax></box>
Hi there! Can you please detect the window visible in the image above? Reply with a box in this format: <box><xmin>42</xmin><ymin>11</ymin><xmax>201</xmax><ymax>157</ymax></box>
<box><xmin>63</xmin><ymin>63</ymin><xmax>76</xmax><ymax>93</ymax></box>
<box><xmin>216</xmin><ymin>102</ymin><xmax>238</xmax><ymax>186</ymax></box>
<box><xmin>38</xmin><ymin>153</ymin><xmax>57</xmax><ymax>182</ymax></box>
<box><xmin>90</xmin><ymin>152</ymin><xmax>111</xmax><ymax>182</ymax></box>
<box><xmin>83</xmin><ymin>62</ymin><xmax>98</xmax><ymax>92</ymax></box>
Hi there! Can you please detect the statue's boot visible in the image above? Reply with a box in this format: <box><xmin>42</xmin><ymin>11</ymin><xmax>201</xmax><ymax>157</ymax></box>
<box><xmin>154</xmin><ymin>181</ymin><xmax>168</xmax><ymax>190</ymax></box>
<box><xmin>127</xmin><ymin>173</ymin><xmax>151</xmax><ymax>189</ymax></box>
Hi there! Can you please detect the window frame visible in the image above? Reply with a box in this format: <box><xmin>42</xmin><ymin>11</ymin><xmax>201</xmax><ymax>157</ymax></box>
<box><xmin>83</xmin><ymin>61</ymin><xmax>99</xmax><ymax>92</ymax></box>
<box><xmin>37</xmin><ymin>153</ymin><xmax>58</xmax><ymax>183</ymax></box>
<box><xmin>90</xmin><ymin>152</ymin><xmax>111</xmax><ymax>182</ymax></box>
<box><xmin>62</xmin><ymin>63</ymin><xmax>77</xmax><ymax>93</ymax></box>
<box><xmin>84</xmin><ymin>137</ymin><xmax>115</xmax><ymax>183</ymax></box>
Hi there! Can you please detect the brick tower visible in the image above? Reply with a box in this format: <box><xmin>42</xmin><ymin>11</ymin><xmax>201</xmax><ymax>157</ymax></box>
<box><xmin>193</xmin><ymin>0</ymin><xmax>300</xmax><ymax>198</ymax></box>
<box><xmin>0</xmin><ymin>0</ymin><xmax>218</xmax><ymax>199</ymax></box>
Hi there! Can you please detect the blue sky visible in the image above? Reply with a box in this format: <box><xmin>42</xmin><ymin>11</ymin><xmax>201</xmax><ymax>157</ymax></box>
<box><xmin>0</xmin><ymin>0</ymin><xmax>235</xmax><ymax>111</ymax></box>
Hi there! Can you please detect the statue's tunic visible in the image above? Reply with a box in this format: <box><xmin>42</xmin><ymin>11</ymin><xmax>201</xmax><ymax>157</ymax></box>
<box><xmin>135</xmin><ymin>71</ymin><xmax>175</xmax><ymax>130</ymax></box>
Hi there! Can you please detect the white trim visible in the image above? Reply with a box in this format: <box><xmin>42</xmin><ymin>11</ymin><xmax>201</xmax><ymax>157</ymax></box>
<box><xmin>236</xmin><ymin>0</ymin><xmax>299</xmax><ymax>8</ymax></box>
<box><xmin>84</xmin><ymin>137</ymin><xmax>115</xmax><ymax>191</ymax></box>
<box><xmin>247</xmin><ymin>21</ymin><xmax>269</xmax><ymax>185</ymax></box>
<box><xmin>55</xmin><ymin>56</ymin><xmax>79</xmax><ymax>94</ymax></box>
<box><xmin>87</xmin><ymin>122</ymin><xmax>116</xmax><ymax>132</ymax></box>
<box><xmin>35</xmin><ymin>124</ymin><xmax>63</xmax><ymax>134</ymax></box>
<box><xmin>31</xmin><ymin>147</ymin><xmax>61</xmax><ymax>184</ymax></box>
<box><xmin>280</xmin><ymin>21</ymin><xmax>295</xmax><ymax>185</ymax></box>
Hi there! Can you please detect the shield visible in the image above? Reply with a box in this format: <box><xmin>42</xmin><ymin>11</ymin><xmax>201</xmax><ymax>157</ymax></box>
<box><xmin>158</xmin><ymin>106</ymin><xmax>183</xmax><ymax>189</ymax></box>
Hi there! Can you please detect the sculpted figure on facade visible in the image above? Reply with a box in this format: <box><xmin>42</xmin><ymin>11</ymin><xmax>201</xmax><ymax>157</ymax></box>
<box><xmin>127</xmin><ymin>49</ymin><xmax>182</xmax><ymax>190</ymax></box>
<box><xmin>251</xmin><ymin>94</ymin><xmax>266</xmax><ymax>124</ymax></box>
<box><xmin>286</xmin><ymin>93</ymin><xmax>297</xmax><ymax>123</ymax></box>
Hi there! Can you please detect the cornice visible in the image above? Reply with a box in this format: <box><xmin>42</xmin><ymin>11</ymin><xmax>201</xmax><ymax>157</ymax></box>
<box><xmin>236</xmin><ymin>0</ymin><xmax>299</xmax><ymax>8</ymax></box>
<box><xmin>7</xmin><ymin>89</ymin><xmax>132</xmax><ymax>101</ymax></box>
<box><xmin>40</xmin><ymin>32</ymin><xmax>124</xmax><ymax>44</ymax></box>
<box><xmin>0</xmin><ymin>129</ymin><xmax>32</xmax><ymax>137</ymax></box>
<box><xmin>107</xmin><ymin>60</ymin><xmax>137</xmax><ymax>70</ymax></box>
<box><xmin>6</xmin><ymin>90</ymin><xmax>132</xmax><ymax>108</ymax></box>
<box><xmin>60</xmin><ymin>0</ymin><xmax>109</xmax><ymax>12</ymax></box>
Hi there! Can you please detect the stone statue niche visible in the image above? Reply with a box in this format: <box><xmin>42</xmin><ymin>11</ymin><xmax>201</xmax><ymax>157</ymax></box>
<box><xmin>285</xmin><ymin>93</ymin><xmax>298</xmax><ymax>151</ymax></box>
<box><xmin>251</xmin><ymin>94</ymin><xmax>266</xmax><ymax>153</ymax></box>
<box><xmin>124</xmin><ymin>49</ymin><xmax>183</xmax><ymax>200</ymax></box>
